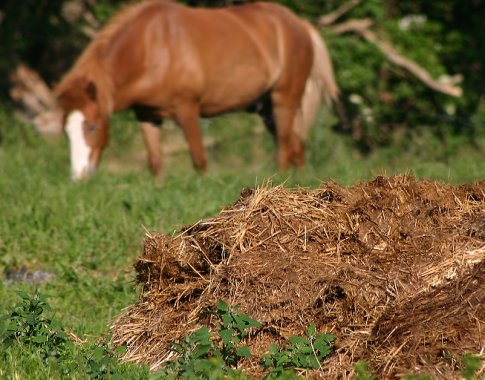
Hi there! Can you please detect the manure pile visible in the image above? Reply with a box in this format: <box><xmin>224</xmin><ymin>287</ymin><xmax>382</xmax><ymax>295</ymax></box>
<box><xmin>111</xmin><ymin>175</ymin><xmax>485</xmax><ymax>378</ymax></box>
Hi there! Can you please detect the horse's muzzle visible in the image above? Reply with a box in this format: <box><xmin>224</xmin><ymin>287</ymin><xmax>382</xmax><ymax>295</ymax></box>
<box><xmin>71</xmin><ymin>164</ymin><xmax>96</xmax><ymax>181</ymax></box>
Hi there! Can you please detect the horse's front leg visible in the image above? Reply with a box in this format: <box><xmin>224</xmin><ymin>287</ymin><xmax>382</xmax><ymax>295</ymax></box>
<box><xmin>173</xmin><ymin>103</ymin><xmax>207</xmax><ymax>172</ymax></box>
<box><xmin>140</xmin><ymin>122</ymin><xmax>162</xmax><ymax>177</ymax></box>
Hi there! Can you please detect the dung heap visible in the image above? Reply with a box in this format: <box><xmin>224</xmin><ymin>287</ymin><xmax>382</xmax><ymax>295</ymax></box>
<box><xmin>111</xmin><ymin>175</ymin><xmax>485</xmax><ymax>379</ymax></box>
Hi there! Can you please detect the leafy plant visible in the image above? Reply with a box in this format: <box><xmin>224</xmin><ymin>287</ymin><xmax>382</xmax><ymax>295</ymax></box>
<box><xmin>82</xmin><ymin>338</ymin><xmax>128</xmax><ymax>379</ymax></box>
<box><xmin>159</xmin><ymin>326</ymin><xmax>220</xmax><ymax>378</ymax></box>
<box><xmin>0</xmin><ymin>290</ymin><xmax>137</xmax><ymax>379</ymax></box>
<box><xmin>158</xmin><ymin>300</ymin><xmax>261</xmax><ymax>379</ymax></box>
<box><xmin>261</xmin><ymin>323</ymin><xmax>335</xmax><ymax>379</ymax></box>
<box><xmin>461</xmin><ymin>353</ymin><xmax>482</xmax><ymax>380</ymax></box>
<box><xmin>210</xmin><ymin>300</ymin><xmax>262</xmax><ymax>367</ymax></box>
<box><xmin>352</xmin><ymin>361</ymin><xmax>374</xmax><ymax>380</ymax></box>
<box><xmin>155</xmin><ymin>302</ymin><xmax>337</xmax><ymax>379</ymax></box>
<box><xmin>0</xmin><ymin>290</ymin><xmax>72</xmax><ymax>356</ymax></box>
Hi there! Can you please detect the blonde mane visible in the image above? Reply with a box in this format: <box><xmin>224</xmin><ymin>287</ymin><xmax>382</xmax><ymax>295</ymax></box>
<box><xmin>56</xmin><ymin>1</ymin><xmax>165</xmax><ymax>114</ymax></box>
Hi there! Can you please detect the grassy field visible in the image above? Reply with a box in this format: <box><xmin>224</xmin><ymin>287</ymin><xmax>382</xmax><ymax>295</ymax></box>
<box><xmin>1</xmin><ymin>106</ymin><xmax>484</xmax><ymax>378</ymax></box>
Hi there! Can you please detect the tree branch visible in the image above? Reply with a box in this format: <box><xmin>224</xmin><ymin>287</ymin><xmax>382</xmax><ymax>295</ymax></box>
<box><xmin>329</xmin><ymin>19</ymin><xmax>463</xmax><ymax>97</ymax></box>
<box><xmin>317</xmin><ymin>0</ymin><xmax>361</xmax><ymax>27</ymax></box>
<box><xmin>9</xmin><ymin>64</ymin><xmax>63</xmax><ymax>133</ymax></box>
<box><xmin>331</xmin><ymin>18</ymin><xmax>374</xmax><ymax>34</ymax></box>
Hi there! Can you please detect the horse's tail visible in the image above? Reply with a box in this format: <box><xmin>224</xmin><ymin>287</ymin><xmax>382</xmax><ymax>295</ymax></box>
<box><xmin>295</xmin><ymin>22</ymin><xmax>340</xmax><ymax>140</ymax></box>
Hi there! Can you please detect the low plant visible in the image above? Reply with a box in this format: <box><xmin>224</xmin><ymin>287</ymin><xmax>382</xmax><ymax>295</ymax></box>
<box><xmin>158</xmin><ymin>300</ymin><xmax>261</xmax><ymax>379</ymax></box>
<box><xmin>158</xmin><ymin>327</ymin><xmax>229</xmax><ymax>379</ymax></box>
<box><xmin>0</xmin><ymin>290</ymin><xmax>140</xmax><ymax>379</ymax></box>
<box><xmin>0</xmin><ymin>290</ymin><xmax>73</xmax><ymax>356</ymax></box>
<box><xmin>261</xmin><ymin>323</ymin><xmax>335</xmax><ymax>379</ymax></box>
<box><xmin>151</xmin><ymin>300</ymin><xmax>337</xmax><ymax>379</ymax></box>
<box><xmin>462</xmin><ymin>353</ymin><xmax>483</xmax><ymax>380</ymax></box>
<box><xmin>352</xmin><ymin>361</ymin><xmax>374</xmax><ymax>380</ymax></box>
<box><xmin>210</xmin><ymin>300</ymin><xmax>262</xmax><ymax>367</ymax></box>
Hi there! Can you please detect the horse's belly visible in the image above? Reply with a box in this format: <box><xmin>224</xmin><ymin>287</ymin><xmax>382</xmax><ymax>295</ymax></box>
<box><xmin>199</xmin><ymin>73</ymin><xmax>270</xmax><ymax>116</ymax></box>
<box><xmin>200</xmin><ymin>94</ymin><xmax>262</xmax><ymax>116</ymax></box>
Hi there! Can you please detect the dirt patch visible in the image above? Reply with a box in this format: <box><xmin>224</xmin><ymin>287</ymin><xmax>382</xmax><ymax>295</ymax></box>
<box><xmin>111</xmin><ymin>175</ymin><xmax>485</xmax><ymax>378</ymax></box>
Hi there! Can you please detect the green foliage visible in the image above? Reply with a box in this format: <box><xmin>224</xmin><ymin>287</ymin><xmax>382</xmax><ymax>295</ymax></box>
<box><xmin>158</xmin><ymin>300</ymin><xmax>261</xmax><ymax>379</ymax></box>
<box><xmin>0</xmin><ymin>290</ymin><xmax>145</xmax><ymax>379</ymax></box>
<box><xmin>0</xmin><ymin>1</ymin><xmax>82</xmax><ymax>97</ymax></box>
<box><xmin>278</xmin><ymin>0</ymin><xmax>485</xmax><ymax>148</ymax></box>
<box><xmin>352</xmin><ymin>361</ymin><xmax>374</xmax><ymax>380</ymax></box>
<box><xmin>157</xmin><ymin>302</ymin><xmax>334</xmax><ymax>379</ymax></box>
<box><xmin>0</xmin><ymin>0</ymin><xmax>125</xmax><ymax>94</ymax></box>
<box><xmin>211</xmin><ymin>300</ymin><xmax>262</xmax><ymax>366</ymax></box>
<box><xmin>319</xmin><ymin>0</ymin><xmax>470</xmax><ymax>149</ymax></box>
<box><xmin>0</xmin><ymin>290</ymin><xmax>71</xmax><ymax>355</ymax></box>
<box><xmin>157</xmin><ymin>356</ymin><xmax>248</xmax><ymax>380</ymax></box>
<box><xmin>461</xmin><ymin>353</ymin><xmax>482</xmax><ymax>380</ymax></box>
<box><xmin>81</xmin><ymin>339</ymin><xmax>129</xmax><ymax>380</ymax></box>
<box><xmin>91</xmin><ymin>0</ymin><xmax>122</xmax><ymax>24</ymax></box>
<box><xmin>261</xmin><ymin>324</ymin><xmax>335</xmax><ymax>379</ymax></box>
<box><xmin>157</xmin><ymin>332</ymin><xmax>248</xmax><ymax>379</ymax></box>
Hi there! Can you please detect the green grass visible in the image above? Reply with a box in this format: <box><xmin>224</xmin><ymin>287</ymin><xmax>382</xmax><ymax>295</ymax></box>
<box><xmin>1</xmin><ymin>106</ymin><xmax>484</xmax><ymax>378</ymax></box>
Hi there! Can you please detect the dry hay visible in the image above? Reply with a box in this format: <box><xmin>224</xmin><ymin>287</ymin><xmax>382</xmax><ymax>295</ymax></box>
<box><xmin>111</xmin><ymin>175</ymin><xmax>485</xmax><ymax>379</ymax></box>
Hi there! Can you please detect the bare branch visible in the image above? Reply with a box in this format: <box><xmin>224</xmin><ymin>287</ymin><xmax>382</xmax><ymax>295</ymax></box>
<box><xmin>330</xmin><ymin>19</ymin><xmax>463</xmax><ymax>97</ymax></box>
<box><xmin>317</xmin><ymin>0</ymin><xmax>361</xmax><ymax>27</ymax></box>
<box><xmin>10</xmin><ymin>64</ymin><xmax>58</xmax><ymax>111</ymax></box>
<box><xmin>82</xmin><ymin>11</ymin><xmax>101</xmax><ymax>38</ymax></box>
<box><xmin>331</xmin><ymin>18</ymin><xmax>374</xmax><ymax>34</ymax></box>
<box><xmin>9</xmin><ymin>64</ymin><xmax>63</xmax><ymax>134</ymax></box>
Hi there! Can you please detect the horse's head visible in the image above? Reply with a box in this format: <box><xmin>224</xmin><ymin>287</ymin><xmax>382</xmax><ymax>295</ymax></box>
<box><xmin>57</xmin><ymin>78</ymin><xmax>109</xmax><ymax>180</ymax></box>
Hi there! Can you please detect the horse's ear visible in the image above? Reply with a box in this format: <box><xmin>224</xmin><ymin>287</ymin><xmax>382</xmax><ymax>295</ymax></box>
<box><xmin>86</xmin><ymin>81</ymin><xmax>97</xmax><ymax>101</ymax></box>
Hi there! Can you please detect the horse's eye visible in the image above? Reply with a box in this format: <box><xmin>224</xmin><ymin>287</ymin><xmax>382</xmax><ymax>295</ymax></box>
<box><xmin>85</xmin><ymin>124</ymin><xmax>97</xmax><ymax>133</ymax></box>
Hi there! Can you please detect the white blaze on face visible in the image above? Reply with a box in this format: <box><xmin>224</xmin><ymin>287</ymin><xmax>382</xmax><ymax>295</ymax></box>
<box><xmin>65</xmin><ymin>110</ymin><xmax>91</xmax><ymax>180</ymax></box>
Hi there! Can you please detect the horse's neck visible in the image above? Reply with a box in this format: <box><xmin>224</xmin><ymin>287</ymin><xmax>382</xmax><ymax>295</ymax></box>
<box><xmin>89</xmin><ymin>61</ymin><xmax>115</xmax><ymax>116</ymax></box>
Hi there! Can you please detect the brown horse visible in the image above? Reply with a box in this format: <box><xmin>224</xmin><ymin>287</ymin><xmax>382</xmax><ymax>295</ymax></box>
<box><xmin>56</xmin><ymin>0</ymin><xmax>339</xmax><ymax>180</ymax></box>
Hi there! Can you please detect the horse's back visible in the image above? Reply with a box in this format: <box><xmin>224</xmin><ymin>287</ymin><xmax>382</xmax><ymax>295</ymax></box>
<box><xmin>104</xmin><ymin>1</ymin><xmax>314</xmax><ymax>116</ymax></box>
<box><xmin>233</xmin><ymin>3</ymin><xmax>314</xmax><ymax>91</ymax></box>
<box><xmin>173</xmin><ymin>2</ymin><xmax>314</xmax><ymax>114</ymax></box>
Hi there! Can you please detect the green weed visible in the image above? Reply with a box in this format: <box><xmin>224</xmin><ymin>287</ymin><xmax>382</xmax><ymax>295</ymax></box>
<box><xmin>157</xmin><ymin>300</ymin><xmax>334</xmax><ymax>379</ymax></box>
<box><xmin>158</xmin><ymin>300</ymin><xmax>261</xmax><ymax>379</ymax></box>
<box><xmin>462</xmin><ymin>353</ymin><xmax>483</xmax><ymax>380</ymax></box>
<box><xmin>352</xmin><ymin>361</ymin><xmax>374</xmax><ymax>380</ymax></box>
<box><xmin>0</xmin><ymin>290</ymin><xmax>71</xmax><ymax>356</ymax></box>
<box><xmin>0</xmin><ymin>290</ymin><xmax>147</xmax><ymax>379</ymax></box>
<box><xmin>261</xmin><ymin>324</ymin><xmax>335</xmax><ymax>379</ymax></box>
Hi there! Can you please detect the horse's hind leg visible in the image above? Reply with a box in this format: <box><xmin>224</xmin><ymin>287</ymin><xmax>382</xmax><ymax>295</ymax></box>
<box><xmin>290</xmin><ymin>111</ymin><xmax>306</xmax><ymax>166</ymax></box>
<box><xmin>173</xmin><ymin>103</ymin><xmax>207</xmax><ymax>172</ymax></box>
